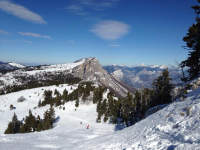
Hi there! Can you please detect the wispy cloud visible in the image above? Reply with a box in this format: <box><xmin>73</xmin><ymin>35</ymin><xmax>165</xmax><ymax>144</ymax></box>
<box><xmin>66</xmin><ymin>0</ymin><xmax>120</xmax><ymax>16</ymax></box>
<box><xmin>2</xmin><ymin>39</ymin><xmax>34</xmax><ymax>44</ymax></box>
<box><xmin>80</xmin><ymin>0</ymin><xmax>119</xmax><ymax>10</ymax></box>
<box><xmin>67</xmin><ymin>4</ymin><xmax>88</xmax><ymax>16</ymax></box>
<box><xmin>108</xmin><ymin>45</ymin><xmax>120</xmax><ymax>47</ymax></box>
<box><xmin>90</xmin><ymin>20</ymin><xmax>130</xmax><ymax>41</ymax></box>
<box><xmin>0</xmin><ymin>29</ymin><xmax>10</xmax><ymax>35</ymax></box>
<box><xmin>18</xmin><ymin>32</ymin><xmax>51</xmax><ymax>39</ymax></box>
<box><xmin>0</xmin><ymin>1</ymin><xmax>46</xmax><ymax>24</ymax></box>
<box><xmin>69</xmin><ymin>40</ymin><xmax>75</xmax><ymax>43</ymax></box>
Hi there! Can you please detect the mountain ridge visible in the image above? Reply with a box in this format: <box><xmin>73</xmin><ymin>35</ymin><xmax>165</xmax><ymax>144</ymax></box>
<box><xmin>0</xmin><ymin>61</ymin><xmax>26</xmax><ymax>70</ymax></box>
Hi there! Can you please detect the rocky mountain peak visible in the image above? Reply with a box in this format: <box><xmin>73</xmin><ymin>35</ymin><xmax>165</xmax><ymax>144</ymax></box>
<box><xmin>72</xmin><ymin>57</ymin><xmax>136</xmax><ymax>97</ymax></box>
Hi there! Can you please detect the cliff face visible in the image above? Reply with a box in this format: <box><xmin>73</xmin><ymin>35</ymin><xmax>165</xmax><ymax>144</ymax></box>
<box><xmin>72</xmin><ymin>57</ymin><xmax>136</xmax><ymax>97</ymax></box>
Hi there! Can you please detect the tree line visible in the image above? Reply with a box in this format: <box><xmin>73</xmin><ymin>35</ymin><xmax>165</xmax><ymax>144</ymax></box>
<box><xmin>0</xmin><ymin>74</ymin><xmax>81</xmax><ymax>95</ymax></box>
<box><xmin>4</xmin><ymin>107</ymin><xmax>55</xmax><ymax>134</ymax></box>
<box><xmin>95</xmin><ymin>68</ymin><xmax>173</xmax><ymax>127</ymax></box>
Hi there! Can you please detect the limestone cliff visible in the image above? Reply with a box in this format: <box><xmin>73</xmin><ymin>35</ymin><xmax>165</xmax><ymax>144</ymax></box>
<box><xmin>72</xmin><ymin>57</ymin><xmax>136</xmax><ymax>97</ymax></box>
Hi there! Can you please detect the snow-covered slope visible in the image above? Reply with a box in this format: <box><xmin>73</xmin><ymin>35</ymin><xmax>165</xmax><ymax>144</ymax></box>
<box><xmin>0</xmin><ymin>82</ymin><xmax>200</xmax><ymax>149</ymax></box>
<box><xmin>0</xmin><ymin>61</ymin><xmax>26</xmax><ymax>70</ymax></box>
<box><xmin>0</xmin><ymin>84</ymin><xmax>116</xmax><ymax>150</ymax></box>
<box><xmin>77</xmin><ymin>87</ymin><xmax>200</xmax><ymax>150</ymax></box>
<box><xmin>8</xmin><ymin>63</ymin><xmax>26</xmax><ymax>69</ymax></box>
<box><xmin>0</xmin><ymin>59</ymin><xmax>85</xmax><ymax>87</ymax></box>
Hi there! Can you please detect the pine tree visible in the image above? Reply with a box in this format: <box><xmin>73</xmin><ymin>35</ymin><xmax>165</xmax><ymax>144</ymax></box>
<box><xmin>38</xmin><ymin>99</ymin><xmax>42</xmax><ymax>107</ymax></box>
<box><xmin>75</xmin><ymin>98</ymin><xmax>79</xmax><ymax>107</ymax></box>
<box><xmin>104</xmin><ymin>112</ymin><xmax>108</xmax><ymax>122</ymax></box>
<box><xmin>121</xmin><ymin>92</ymin><xmax>136</xmax><ymax>126</ymax></box>
<box><xmin>23</xmin><ymin>110</ymin><xmax>36</xmax><ymax>133</ymax></box>
<box><xmin>153</xmin><ymin>69</ymin><xmax>173</xmax><ymax>105</ymax></box>
<box><xmin>180</xmin><ymin>0</ymin><xmax>200</xmax><ymax>80</ymax></box>
<box><xmin>43</xmin><ymin>110</ymin><xmax>51</xmax><ymax>130</ymax></box>
<box><xmin>4</xmin><ymin>112</ymin><xmax>20</xmax><ymax>134</ymax></box>
<box><xmin>49</xmin><ymin>107</ymin><xmax>55</xmax><ymax>125</ymax></box>
<box><xmin>63</xmin><ymin>89</ymin><xmax>68</xmax><ymax>102</ymax></box>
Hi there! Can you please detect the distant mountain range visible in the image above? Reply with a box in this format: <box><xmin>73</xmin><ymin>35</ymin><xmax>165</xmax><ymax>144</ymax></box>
<box><xmin>0</xmin><ymin>58</ymin><xmax>136</xmax><ymax>97</ymax></box>
<box><xmin>0</xmin><ymin>61</ymin><xmax>26</xmax><ymax>70</ymax></box>
<box><xmin>103</xmin><ymin>64</ymin><xmax>168</xmax><ymax>89</ymax></box>
<box><xmin>0</xmin><ymin>60</ymin><xmax>181</xmax><ymax>90</ymax></box>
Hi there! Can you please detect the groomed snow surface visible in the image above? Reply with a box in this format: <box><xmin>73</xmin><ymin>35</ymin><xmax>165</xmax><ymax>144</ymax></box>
<box><xmin>1</xmin><ymin>84</ymin><xmax>200</xmax><ymax>149</ymax></box>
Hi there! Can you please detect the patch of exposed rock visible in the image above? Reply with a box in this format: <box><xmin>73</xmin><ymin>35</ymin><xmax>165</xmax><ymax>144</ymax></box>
<box><xmin>72</xmin><ymin>57</ymin><xmax>136</xmax><ymax>97</ymax></box>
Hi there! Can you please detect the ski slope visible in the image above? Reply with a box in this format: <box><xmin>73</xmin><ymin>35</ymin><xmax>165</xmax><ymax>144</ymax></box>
<box><xmin>1</xmin><ymin>84</ymin><xmax>200</xmax><ymax>149</ymax></box>
<box><xmin>0</xmin><ymin>84</ymin><xmax>116</xmax><ymax>150</ymax></box>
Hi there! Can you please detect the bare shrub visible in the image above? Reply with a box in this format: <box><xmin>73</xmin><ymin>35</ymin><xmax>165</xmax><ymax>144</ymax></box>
<box><xmin>17</xmin><ymin>96</ymin><xmax>26</xmax><ymax>102</ymax></box>
<box><xmin>180</xmin><ymin>112</ymin><xmax>184</xmax><ymax>116</ymax></box>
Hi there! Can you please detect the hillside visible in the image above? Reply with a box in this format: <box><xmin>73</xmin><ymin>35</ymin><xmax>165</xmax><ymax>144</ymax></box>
<box><xmin>77</xmin><ymin>83</ymin><xmax>200</xmax><ymax>149</ymax></box>
<box><xmin>0</xmin><ymin>79</ymin><xmax>200</xmax><ymax>149</ymax></box>
<box><xmin>0</xmin><ymin>61</ymin><xmax>26</xmax><ymax>70</ymax></box>
<box><xmin>0</xmin><ymin>84</ymin><xmax>116</xmax><ymax>149</ymax></box>
<box><xmin>0</xmin><ymin>57</ymin><xmax>136</xmax><ymax>97</ymax></box>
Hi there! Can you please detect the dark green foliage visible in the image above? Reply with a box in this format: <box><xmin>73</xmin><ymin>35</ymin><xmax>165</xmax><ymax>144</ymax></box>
<box><xmin>63</xmin><ymin>89</ymin><xmax>68</xmax><ymax>101</ymax></box>
<box><xmin>120</xmin><ymin>92</ymin><xmax>136</xmax><ymax>126</ymax></box>
<box><xmin>38</xmin><ymin>99</ymin><xmax>42</xmax><ymax>107</ymax></box>
<box><xmin>104</xmin><ymin>112</ymin><xmax>108</xmax><ymax>122</ymax></box>
<box><xmin>75</xmin><ymin>98</ymin><xmax>79</xmax><ymax>107</ymax></box>
<box><xmin>23</xmin><ymin>110</ymin><xmax>37</xmax><ymax>133</ymax></box>
<box><xmin>5</xmin><ymin>107</ymin><xmax>56</xmax><ymax>134</ymax></box>
<box><xmin>152</xmin><ymin>69</ymin><xmax>173</xmax><ymax>105</ymax></box>
<box><xmin>180</xmin><ymin>1</ymin><xmax>200</xmax><ymax>80</ymax></box>
<box><xmin>42</xmin><ymin>90</ymin><xmax>53</xmax><ymax>106</ymax></box>
<box><xmin>55</xmin><ymin>94</ymin><xmax>62</xmax><ymax>107</ymax></box>
<box><xmin>93</xmin><ymin>86</ymin><xmax>107</xmax><ymax>103</ymax></box>
<box><xmin>0</xmin><ymin>74</ymin><xmax>81</xmax><ymax>95</ymax></box>
<box><xmin>43</xmin><ymin>107</ymin><xmax>55</xmax><ymax>130</ymax></box>
<box><xmin>4</xmin><ymin>112</ymin><xmax>20</xmax><ymax>134</ymax></box>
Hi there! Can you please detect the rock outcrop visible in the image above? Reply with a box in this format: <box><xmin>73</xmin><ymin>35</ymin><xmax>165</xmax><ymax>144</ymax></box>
<box><xmin>72</xmin><ymin>57</ymin><xmax>136</xmax><ymax>97</ymax></box>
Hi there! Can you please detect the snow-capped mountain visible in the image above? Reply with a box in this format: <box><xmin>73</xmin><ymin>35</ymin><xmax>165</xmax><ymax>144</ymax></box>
<box><xmin>72</xmin><ymin>58</ymin><xmax>136</xmax><ymax>97</ymax></box>
<box><xmin>0</xmin><ymin>61</ymin><xmax>26</xmax><ymax>70</ymax></box>
<box><xmin>103</xmin><ymin>64</ymin><xmax>168</xmax><ymax>89</ymax></box>
<box><xmin>0</xmin><ymin>57</ymin><xmax>136</xmax><ymax>97</ymax></box>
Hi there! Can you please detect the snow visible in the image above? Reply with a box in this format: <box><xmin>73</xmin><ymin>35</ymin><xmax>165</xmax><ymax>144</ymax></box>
<box><xmin>26</xmin><ymin>60</ymin><xmax>85</xmax><ymax>75</ymax></box>
<box><xmin>1</xmin><ymin>82</ymin><xmax>200</xmax><ymax>149</ymax></box>
<box><xmin>0</xmin><ymin>59</ymin><xmax>85</xmax><ymax>87</ymax></box>
<box><xmin>8</xmin><ymin>63</ymin><xmax>26</xmax><ymax>68</ymax></box>
<box><xmin>77</xmin><ymin>87</ymin><xmax>200</xmax><ymax>150</ymax></box>
<box><xmin>0</xmin><ymin>84</ymin><xmax>116</xmax><ymax>150</ymax></box>
<box><xmin>113</xmin><ymin>69</ymin><xmax>124</xmax><ymax>79</ymax></box>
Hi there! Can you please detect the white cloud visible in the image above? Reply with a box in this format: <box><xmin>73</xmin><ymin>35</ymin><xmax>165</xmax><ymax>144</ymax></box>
<box><xmin>67</xmin><ymin>0</ymin><xmax>119</xmax><ymax>16</ymax></box>
<box><xmin>43</xmin><ymin>36</ymin><xmax>51</xmax><ymax>39</ymax></box>
<box><xmin>18</xmin><ymin>32</ymin><xmax>51</xmax><ymax>39</ymax></box>
<box><xmin>108</xmin><ymin>45</ymin><xmax>120</xmax><ymax>47</ymax></box>
<box><xmin>90</xmin><ymin>20</ymin><xmax>130</xmax><ymax>41</ymax></box>
<box><xmin>20</xmin><ymin>40</ymin><xmax>34</xmax><ymax>44</ymax></box>
<box><xmin>0</xmin><ymin>29</ymin><xmax>10</xmax><ymax>35</ymax></box>
<box><xmin>69</xmin><ymin>40</ymin><xmax>75</xmax><ymax>43</ymax></box>
<box><xmin>0</xmin><ymin>1</ymin><xmax>46</xmax><ymax>24</ymax></box>
<box><xmin>2</xmin><ymin>39</ymin><xmax>33</xmax><ymax>44</ymax></box>
<box><xmin>67</xmin><ymin>4</ymin><xmax>88</xmax><ymax>16</ymax></box>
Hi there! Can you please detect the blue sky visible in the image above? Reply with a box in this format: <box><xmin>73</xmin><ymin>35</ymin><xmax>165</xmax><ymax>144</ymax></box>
<box><xmin>0</xmin><ymin>0</ymin><xmax>198</xmax><ymax>66</ymax></box>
